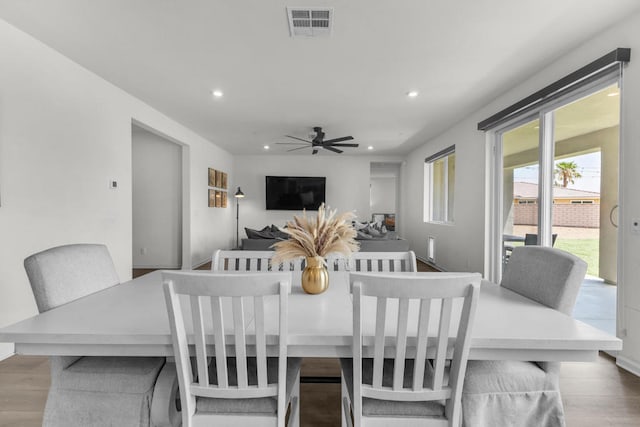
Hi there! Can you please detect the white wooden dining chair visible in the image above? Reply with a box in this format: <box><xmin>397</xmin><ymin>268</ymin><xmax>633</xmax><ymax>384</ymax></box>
<box><xmin>462</xmin><ymin>246</ymin><xmax>587</xmax><ymax>427</ymax></box>
<box><xmin>341</xmin><ymin>272</ymin><xmax>481</xmax><ymax>427</ymax></box>
<box><xmin>24</xmin><ymin>244</ymin><xmax>167</xmax><ymax>427</ymax></box>
<box><xmin>326</xmin><ymin>253</ymin><xmax>351</xmax><ymax>271</ymax></box>
<box><xmin>212</xmin><ymin>250</ymin><xmax>274</xmax><ymax>271</ymax></box>
<box><xmin>162</xmin><ymin>271</ymin><xmax>301</xmax><ymax>427</ymax></box>
<box><xmin>212</xmin><ymin>249</ymin><xmax>305</xmax><ymax>273</ymax></box>
<box><xmin>350</xmin><ymin>251</ymin><xmax>417</xmax><ymax>273</ymax></box>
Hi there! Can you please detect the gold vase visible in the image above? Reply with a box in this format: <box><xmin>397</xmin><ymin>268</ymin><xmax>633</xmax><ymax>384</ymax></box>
<box><xmin>301</xmin><ymin>256</ymin><xmax>329</xmax><ymax>294</ymax></box>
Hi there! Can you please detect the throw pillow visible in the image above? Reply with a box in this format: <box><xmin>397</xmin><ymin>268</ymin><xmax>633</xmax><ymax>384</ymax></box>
<box><xmin>356</xmin><ymin>230</ymin><xmax>373</xmax><ymax>240</ymax></box>
<box><xmin>245</xmin><ymin>226</ymin><xmax>273</xmax><ymax>239</ymax></box>
<box><xmin>365</xmin><ymin>226</ymin><xmax>380</xmax><ymax>237</ymax></box>
<box><xmin>352</xmin><ymin>221</ymin><xmax>369</xmax><ymax>231</ymax></box>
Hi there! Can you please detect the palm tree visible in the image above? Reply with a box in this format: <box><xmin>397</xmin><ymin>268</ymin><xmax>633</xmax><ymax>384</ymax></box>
<box><xmin>555</xmin><ymin>161</ymin><xmax>582</xmax><ymax>188</ymax></box>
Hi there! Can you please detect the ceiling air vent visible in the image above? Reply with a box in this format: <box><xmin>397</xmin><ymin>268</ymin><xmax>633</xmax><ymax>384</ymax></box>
<box><xmin>287</xmin><ymin>7</ymin><xmax>333</xmax><ymax>37</ymax></box>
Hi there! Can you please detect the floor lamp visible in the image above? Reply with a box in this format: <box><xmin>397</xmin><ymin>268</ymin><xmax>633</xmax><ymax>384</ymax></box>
<box><xmin>234</xmin><ymin>187</ymin><xmax>245</xmax><ymax>249</ymax></box>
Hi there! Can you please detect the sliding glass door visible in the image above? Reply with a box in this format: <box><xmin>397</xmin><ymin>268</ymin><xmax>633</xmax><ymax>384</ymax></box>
<box><xmin>491</xmin><ymin>79</ymin><xmax>620</xmax><ymax>334</ymax></box>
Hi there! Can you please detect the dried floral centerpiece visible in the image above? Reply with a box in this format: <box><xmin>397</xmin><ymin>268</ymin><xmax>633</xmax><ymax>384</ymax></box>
<box><xmin>271</xmin><ymin>203</ymin><xmax>359</xmax><ymax>294</ymax></box>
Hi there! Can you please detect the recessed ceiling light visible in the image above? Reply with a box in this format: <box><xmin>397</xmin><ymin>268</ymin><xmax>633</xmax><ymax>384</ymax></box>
<box><xmin>263</xmin><ymin>145</ymin><xmax>270</xmax><ymax>150</ymax></box>
<box><xmin>367</xmin><ymin>146</ymin><xmax>374</xmax><ymax>150</ymax></box>
<box><xmin>212</xmin><ymin>90</ymin><xmax>223</xmax><ymax>98</ymax></box>
<box><xmin>407</xmin><ymin>91</ymin><xmax>419</xmax><ymax>98</ymax></box>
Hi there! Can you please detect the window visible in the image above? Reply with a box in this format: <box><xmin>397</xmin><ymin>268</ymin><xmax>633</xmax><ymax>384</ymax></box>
<box><xmin>424</xmin><ymin>145</ymin><xmax>455</xmax><ymax>223</ymax></box>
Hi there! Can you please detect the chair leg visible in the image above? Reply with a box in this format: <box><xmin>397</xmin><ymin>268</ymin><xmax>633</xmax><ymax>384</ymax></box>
<box><xmin>341</xmin><ymin>370</ymin><xmax>352</xmax><ymax>427</ymax></box>
<box><xmin>288</xmin><ymin>373</ymin><xmax>301</xmax><ymax>427</ymax></box>
<box><xmin>150</xmin><ymin>362</ymin><xmax>181</xmax><ymax>427</ymax></box>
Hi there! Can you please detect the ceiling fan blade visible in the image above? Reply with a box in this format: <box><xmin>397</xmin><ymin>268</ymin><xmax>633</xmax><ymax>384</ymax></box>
<box><xmin>323</xmin><ymin>146</ymin><xmax>343</xmax><ymax>154</ymax></box>
<box><xmin>287</xmin><ymin>146</ymin><xmax>310</xmax><ymax>152</ymax></box>
<box><xmin>330</xmin><ymin>143</ymin><xmax>359</xmax><ymax>147</ymax></box>
<box><xmin>323</xmin><ymin>136</ymin><xmax>354</xmax><ymax>144</ymax></box>
<box><xmin>285</xmin><ymin>135</ymin><xmax>312</xmax><ymax>143</ymax></box>
<box><xmin>312</xmin><ymin>149</ymin><xmax>318</xmax><ymax>155</ymax></box>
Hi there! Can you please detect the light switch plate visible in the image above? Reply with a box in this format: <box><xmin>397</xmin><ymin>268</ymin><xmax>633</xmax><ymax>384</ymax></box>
<box><xmin>632</xmin><ymin>219</ymin><xmax>640</xmax><ymax>234</ymax></box>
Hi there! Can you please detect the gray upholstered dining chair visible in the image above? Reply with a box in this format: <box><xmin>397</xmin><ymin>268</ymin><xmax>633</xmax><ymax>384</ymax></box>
<box><xmin>24</xmin><ymin>244</ymin><xmax>166</xmax><ymax>427</ymax></box>
<box><xmin>462</xmin><ymin>246</ymin><xmax>587</xmax><ymax>427</ymax></box>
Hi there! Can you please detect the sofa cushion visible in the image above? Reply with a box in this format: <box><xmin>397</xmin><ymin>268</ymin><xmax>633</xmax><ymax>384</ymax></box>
<box><xmin>356</xmin><ymin>230</ymin><xmax>373</xmax><ymax>239</ymax></box>
<box><xmin>245</xmin><ymin>225</ymin><xmax>289</xmax><ymax>240</ymax></box>
<box><xmin>245</xmin><ymin>226</ymin><xmax>273</xmax><ymax>239</ymax></box>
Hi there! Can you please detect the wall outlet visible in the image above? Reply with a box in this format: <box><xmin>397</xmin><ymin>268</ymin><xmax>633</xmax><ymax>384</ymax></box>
<box><xmin>109</xmin><ymin>180</ymin><xmax>118</xmax><ymax>189</ymax></box>
<box><xmin>632</xmin><ymin>219</ymin><xmax>640</xmax><ymax>234</ymax></box>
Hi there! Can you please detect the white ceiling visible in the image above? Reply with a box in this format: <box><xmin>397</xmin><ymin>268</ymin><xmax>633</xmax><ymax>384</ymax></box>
<box><xmin>1</xmin><ymin>0</ymin><xmax>638</xmax><ymax>156</ymax></box>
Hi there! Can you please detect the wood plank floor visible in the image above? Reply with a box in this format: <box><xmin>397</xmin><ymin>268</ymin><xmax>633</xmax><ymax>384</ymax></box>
<box><xmin>1</xmin><ymin>353</ymin><xmax>639</xmax><ymax>426</ymax></box>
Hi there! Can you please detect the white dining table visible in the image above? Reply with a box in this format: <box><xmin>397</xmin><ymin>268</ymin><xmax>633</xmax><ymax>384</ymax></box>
<box><xmin>0</xmin><ymin>270</ymin><xmax>621</xmax><ymax>362</ymax></box>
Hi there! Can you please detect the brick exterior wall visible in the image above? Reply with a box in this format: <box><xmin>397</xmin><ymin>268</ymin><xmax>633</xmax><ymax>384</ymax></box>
<box><xmin>514</xmin><ymin>203</ymin><xmax>600</xmax><ymax>228</ymax></box>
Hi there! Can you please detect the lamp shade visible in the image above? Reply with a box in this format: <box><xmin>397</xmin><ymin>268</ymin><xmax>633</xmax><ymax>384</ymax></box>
<box><xmin>234</xmin><ymin>187</ymin><xmax>245</xmax><ymax>198</ymax></box>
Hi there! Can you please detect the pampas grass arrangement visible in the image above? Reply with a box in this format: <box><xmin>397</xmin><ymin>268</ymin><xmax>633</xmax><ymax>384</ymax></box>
<box><xmin>271</xmin><ymin>203</ymin><xmax>359</xmax><ymax>264</ymax></box>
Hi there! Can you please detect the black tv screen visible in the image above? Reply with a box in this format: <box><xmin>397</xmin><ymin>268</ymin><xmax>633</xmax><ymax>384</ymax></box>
<box><xmin>265</xmin><ymin>176</ymin><xmax>326</xmax><ymax>210</ymax></box>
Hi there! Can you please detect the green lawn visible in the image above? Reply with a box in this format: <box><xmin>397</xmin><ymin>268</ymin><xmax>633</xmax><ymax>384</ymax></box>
<box><xmin>554</xmin><ymin>238</ymin><xmax>599</xmax><ymax>277</ymax></box>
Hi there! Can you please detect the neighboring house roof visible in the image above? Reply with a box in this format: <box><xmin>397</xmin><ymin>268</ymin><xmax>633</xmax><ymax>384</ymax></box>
<box><xmin>513</xmin><ymin>182</ymin><xmax>600</xmax><ymax>199</ymax></box>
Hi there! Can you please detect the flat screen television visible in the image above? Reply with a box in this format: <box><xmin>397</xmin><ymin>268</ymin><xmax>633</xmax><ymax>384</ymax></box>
<box><xmin>265</xmin><ymin>176</ymin><xmax>326</xmax><ymax>210</ymax></box>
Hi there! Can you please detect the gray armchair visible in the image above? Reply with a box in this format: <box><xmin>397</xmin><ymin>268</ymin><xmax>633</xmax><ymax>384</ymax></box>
<box><xmin>462</xmin><ymin>246</ymin><xmax>587</xmax><ymax>427</ymax></box>
<box><xmin>24</xmin><ymin>244</ymin><xmax>166</xmax><ymax>427</ymax></box>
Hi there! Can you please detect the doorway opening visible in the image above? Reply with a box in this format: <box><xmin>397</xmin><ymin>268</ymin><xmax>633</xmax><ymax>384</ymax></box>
<box><xmin>370</xmin><ymin>162</ymin><xmax>401</xmax><ymax>233</ymax></box>
<box><xmin>132</xmin><ymin>124</ymin><xmax>183</xmax><ymax>276</ymax></box>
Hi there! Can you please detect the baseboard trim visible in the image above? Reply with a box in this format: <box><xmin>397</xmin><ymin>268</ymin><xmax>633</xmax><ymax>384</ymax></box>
<box><xmin>0</xmin><ymin>343</ymin><xmax>15</xmax><ymax>361</ymax></box>
<box><xmin>133</xmin><ymin>265</ymin><xmax>181</xmax><ymax>269</ymax></box>
<box><xmin>415</xmin><ymin>256</ymin><xmax>445</xmax><ymax>272</ymax></box>
<box><xmin>616</xmin><ymin>355</ymin><xmax>640</xmax><ymax>377</ymax></box>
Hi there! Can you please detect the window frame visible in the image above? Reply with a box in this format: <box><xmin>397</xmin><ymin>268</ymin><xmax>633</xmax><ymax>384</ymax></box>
<box><xmin>424</xmin><ymin>145</ymin><xmax>455</xmax><ymax>224</ymax></box>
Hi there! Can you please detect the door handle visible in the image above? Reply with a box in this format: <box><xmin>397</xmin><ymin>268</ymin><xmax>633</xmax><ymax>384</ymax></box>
<box><xmin>609</xmin><ymin>204</ymin><xmax>618</xmax><ymax>228</ymax></box>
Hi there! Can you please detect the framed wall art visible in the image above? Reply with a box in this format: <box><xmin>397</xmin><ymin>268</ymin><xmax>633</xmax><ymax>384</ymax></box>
<box><xmin>208</xmin><ymin>168</ymin><xmax>217</xmax><ymax>187</ymax></box>
<box><xmin>208</xmin><ymin>167</ymin><xmax>229</xmax><ymax>207</ymax></box>
<box><xmin>208</xmin><ymin>189</ymin><xmax>216</xmax><ymax>207</ymax></box>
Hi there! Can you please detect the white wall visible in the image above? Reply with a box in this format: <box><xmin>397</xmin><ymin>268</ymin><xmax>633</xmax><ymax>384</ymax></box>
<box><xmin>132</xmin><ymin>126</ymin><xmax>182</xmax><ymax>269</ymax></box>
<box><xmin>401</xmin><ymin>10</ymin><xmax>640</xmax><ymax>374</ymax></box>
<box><xmin>233</xmin><ymin>155</ymin><xmax>403</xmax><ymax>235</ymax></box>
<box><xmin>370</xmin><ymin>178</ymin><xmax>397</xmax><ymax>214</ymax></box>
<box><xmin>0</xmin><ymin>19</ymin><xmax>234</xmax><ymax>356</ymax></box>
<box><xmin>403</xmin><ymin>131</ymin><xmax>485</xmax><ymax>271</ymax></box>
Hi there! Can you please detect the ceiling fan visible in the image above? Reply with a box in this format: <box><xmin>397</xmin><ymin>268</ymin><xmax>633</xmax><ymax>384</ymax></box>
<box><xmin>277</xmin><ymin>126</ymin><xmax>358</xmax><ymax>154</ymax></box>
